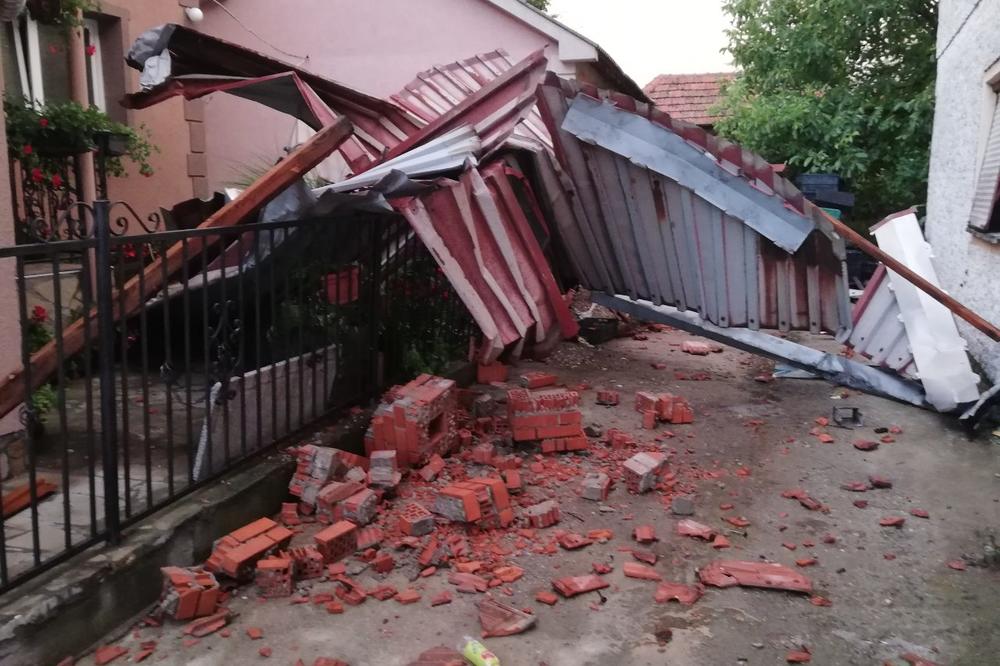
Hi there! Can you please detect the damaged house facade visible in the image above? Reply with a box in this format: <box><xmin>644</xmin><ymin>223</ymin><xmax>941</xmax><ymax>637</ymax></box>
<box><xmin>925</xmin><ymin>0</ymin><xmax>1000</xmax><ymax>383</ymax></box>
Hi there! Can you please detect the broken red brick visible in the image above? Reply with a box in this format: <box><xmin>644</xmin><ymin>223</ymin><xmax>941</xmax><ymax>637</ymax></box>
<box><xmin>786</xmin><ymin>648</ymin><xmax>812</xmax><ymax>663</ymax></box>
<box><xmin>840</xmin><ymin>482</ymin><xmax>868</xmax><ymax>492</ymax></box>
<box><xmin>246</xmin><ymin>627</ymin><xmax>264</xmax><ymax>640</ymax></box>
<box><xmin>711</xmin><ymin>535</ymin><xmax>731</xmax><ymax>549</ymax></box>
<box><xmin>325</xmin><ymin>601</ymin><xmax>344</xmax><ymax>614</ymax></box>
<box><xmin>853</xmin><ymin>440</ymin><xmax>879</xmax><ymax>451</ymax></box>
<box><xmin>816</xmin><ymin>433</ymin><xmax>835</xmax><ymax>444</ymax></box>
<box><xmin>654</xmin><ymin>581</ymin><xmax>703</xmax><ymax>605</ymax></box>
<box><xmin>633</xmin><ymin>525</ymin><xmax>657</xmax><ymax>544</ymax></box>
<box><xmin>182</xmin><ymin>611</ymin><xmax>230</xmax><ymax>637</ymax></box>
<box><xmin>94</xmin><ymin>646</ymin><xmax>128</xmax><ymax>666</ymax></box>
<box><xmin>641</xmin><ymin>410</ymin><xmax>657</xmax><ymax>430</ymax></box>
<box><xmin>909</xmin><ymin>508</ymin><xmax>930</xmax><ymax>519</ymax></box>
<box><xmin>395</xmin><ymin>588</ymin><xmax>421</xmax><ymax>604</ymax></box>
<box><xmin>623</xmin><ymin>562</ymin><xmax>662</xmax><ymax>581</ymax></box>
<box><xmin>552</xmin><ymin>574</ymin><xmax>610</xmax><ymax>598</ymax></box>
<box><xmin>503</xmin><ymin>469</ymin><xmax>522</xmax><ymax>493</ymax></box>
<box><xmin>810</xmin><ymin>595</ymin><xmax>833</xmax><ymax>607</ymax></box>
<box><xmin>596</xmin><ymin>390</ymin><xmax>620</xmax><ymax>406</ymax></box>
<box><xmin>946</xmin><ymin>560</ymin><xmax>967</xmax><ymax>571</ymax></box>
<box><xmin>723</xmin><ymin>516</ymin><xmax>751</xmax><ymax>528</ymax></box>
<box><xmin>632</xmin><ymin>549</ymin><xmax>657</xmax><ymax>565</ymax></box>
<box><xmin>869</xmin><ymin>475</ymin><xmax>893</xmax><ymax>489</ymax></box>
<box><xmin>698</xmin><ymin>560</ymin><xmax>813</xmax><ymax>593</ymax></box>
<box><xmin>853</xmin><ymin>500</ymin><xmax>869</xmax><ymax>509</ymax></box>
<box><xmin>258</xmin><ymin>646</ymin><xmax>272</xmax><ymax>658</ymax></box>
<box><xmin>448</xmin><ymin>571</ymin><xmax>489</xmax><ymax>593</ymax></box>
<box><xmin>372</xmin><ymin>552</ymin><xmax>395</xmax><ymax>574</ymax></box>
<box><xmin>592</xmin><ymin>562</ymin><xmax>613</xmax><ymax>575</ymax></box>
<box><xmin>524</xmin><ymin>500</ymin><xmax>561</xmax><ymax>528</ymax></box>
<box><xmin>879</xmin><ymin>516</ymin><xmax>905</xmax><ymax>528</ymax></box>
<box><xmin>559</xmin><ymin>532</ymin><xmax>593</xmax><ymax>550</ymax></box>
<box><xmin>398</xmin><ymin>502</ymin><xmax>436</xmax><ymax>537</ymax></box>
<box><xmin>478</xmin><ymin>597</ymin><xmax>537</xmax><ymax>637</ymax></box>
<box><xmin>676</xmin><ymin>519</ymin><xmax>715</xmax><ymax>540</ymax></box>
<box><xmin>795</xmin><ymin>557</ymin><xmax>818</xmax><ymax>567</ymax></box>
<box><xmin>519</xmin><ymin>371</ymin><xmax>558</xmax><ymax>389</ymax></box>
<box><xmin>418</xmin><ymin>454</ymin><xmax>446</xmax><ymax>482</ymax></box>
<box><xmin>314</xmin><ymin>521</ymin><xmax>358</xmax><ymax>564</ymax></box>
<box><xmin>535</xmin><ymin>590</ymin><xmax>559</xmax><ymax>605</ymax></box>
<box><xmin>681</xmin><ymin>340</ymin><xmax>712</xmax><ymax>355</ymax></box>
<box><xmin>431</xmin><ymin>590</ymin><xmax>453</xmax><ymax>606</ymax></box>
<box><xmin>255</xmin><ymin>557</ymin><xmax>294</xmax><ymax>598</ymax></box>
<box><xmin>623</xmin><ymin>452</ymin><xmax>667</xmax><ymax>493</ymax></box>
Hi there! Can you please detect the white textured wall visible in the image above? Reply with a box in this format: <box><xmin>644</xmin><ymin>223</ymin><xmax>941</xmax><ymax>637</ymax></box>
<box><xmin>925</xmin><ymin>0</ymin><xmax>1000</xmax><ymax>383</ymax></box>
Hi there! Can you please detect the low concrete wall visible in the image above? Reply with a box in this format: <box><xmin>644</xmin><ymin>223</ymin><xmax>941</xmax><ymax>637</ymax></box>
<box><xmin>0</xmin><ymin>453</ymin><xmax>295</xmax><ymax>666</ymax></box>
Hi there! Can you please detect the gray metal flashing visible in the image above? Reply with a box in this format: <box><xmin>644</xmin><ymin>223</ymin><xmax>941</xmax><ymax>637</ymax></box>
<box><xmin>561</xmin><ymin>95</ymin><xmax>816</xmax><ymax>254</ymax></box>
<box><xmin>593</xmin><ymin>293</ymin><xmax>927</xmax><ymax>408</ymax></box>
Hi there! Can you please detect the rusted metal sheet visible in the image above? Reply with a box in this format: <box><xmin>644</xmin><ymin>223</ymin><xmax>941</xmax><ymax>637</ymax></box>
<box><xmin>391</xmin><ymin>50</ymin><xmax>553</xmax><ymax>153</ymax></box>
<box><xmin>535</xmin><ymin>73</ymin><xmax>852</xmax><ymax>337</ymax></box>
<box><xmin>848</xmin><ymin>266</ymin><xmax>917</xmax><ymax>378</ymax></box>
<box><xmin>394</xmin><ymin>162</ymin><xmax>578</xmax><ymax>362</ymax></box>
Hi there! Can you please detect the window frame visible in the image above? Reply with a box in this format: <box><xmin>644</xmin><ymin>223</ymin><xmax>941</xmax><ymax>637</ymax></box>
<box><xmin>968</xmin><ymin>60</ymin><xmax>1000</xmax><ymax>235</ymax></box>
<box><xmin>3</xmin><ymin>14</ymin><xmax>106</xmax><ymax>109</ymax></box>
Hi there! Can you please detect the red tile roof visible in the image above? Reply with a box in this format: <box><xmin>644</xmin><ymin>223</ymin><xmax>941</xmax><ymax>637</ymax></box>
<box><xmin>643</xmin><ymin>72</ymin><xmax>736</xmax><ymax>126</ymax></box>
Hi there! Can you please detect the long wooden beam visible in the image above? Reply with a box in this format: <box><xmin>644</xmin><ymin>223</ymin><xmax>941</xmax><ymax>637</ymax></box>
<box><xmin>0</xmin><ymin>117</ymin><xmax>354</xmax><ymax>421</ymax></box>
<box><xmin>820</xmin><ymin>208</ymin><xmax>1000</xmax><ymax>343</ymax></box>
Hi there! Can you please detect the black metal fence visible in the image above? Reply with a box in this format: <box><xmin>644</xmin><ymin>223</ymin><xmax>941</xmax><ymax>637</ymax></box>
<box><xmin>0</xmin><ymin>200</ymin><xmax>473</xmax><ymax>594</ymax></box>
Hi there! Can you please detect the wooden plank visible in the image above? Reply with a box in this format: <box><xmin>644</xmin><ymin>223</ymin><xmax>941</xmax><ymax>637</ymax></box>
<box><xmin>2</xmin><ymin>479</ymin><xmax>58</xmax><ymax>518</ymax></box>
<box><xmin>0</xmin><ymin>117</ymin><xmax>354</xmax><ymax>421</ymax></box>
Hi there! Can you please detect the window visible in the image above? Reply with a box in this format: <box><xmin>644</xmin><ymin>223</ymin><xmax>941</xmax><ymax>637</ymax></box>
<box><xmin>0</xmin><ymin>15</ymin><xmax>106</xmax><ymax>110</ymax></box>
<box><xmin>970</xmin><ymin>79</ymin><xmax>1000</xmax><ymax>233</ymax></box>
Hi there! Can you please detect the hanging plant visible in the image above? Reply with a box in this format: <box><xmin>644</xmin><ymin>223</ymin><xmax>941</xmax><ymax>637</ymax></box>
<box><xmin>4</xmin><ymin>96</ymin><xmax>158</xmax><ymax>184</ymax></box>
<box><xmin>26</xmin><ymin>0</ymin><xmax>99</xmax><ymax>29</ymax></box>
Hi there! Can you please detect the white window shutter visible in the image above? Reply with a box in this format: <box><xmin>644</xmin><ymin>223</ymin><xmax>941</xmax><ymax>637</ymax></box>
<box><xmin>970</xmin><ymin>98</ymin><xmax>1000</xmax><ymax>230</ymax></box>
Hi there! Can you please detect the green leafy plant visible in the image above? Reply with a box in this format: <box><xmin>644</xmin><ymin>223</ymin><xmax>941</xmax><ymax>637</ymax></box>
<box><xmin>5</xmin><ymin>96</ymin><xmax>157</xmax><ymax>185</ymax></box>
<box><xmin>27</xmin><ymin>0</ymin><xmax>100</xmax><ymax>29</ymax></box>
<box><xmin>524</xmin><ymin>0</ymin><xmax>550</xmax><ymax>10</ymax></box>
<box><xmin>714</xmin><ymin>0</ymin><xmax>937</xmax><ymax>226</ymax></box>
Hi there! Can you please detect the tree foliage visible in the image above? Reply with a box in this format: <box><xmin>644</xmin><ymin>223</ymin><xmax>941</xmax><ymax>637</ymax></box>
<box><xmin>715</xmin><ymin>0</ymin><xmax>938</xmax><ymax>223</ymax></box>
<box><xmin>524</xmin><ymin>0</ymin><xmax>550</xmax><ymax>11</ymax></box>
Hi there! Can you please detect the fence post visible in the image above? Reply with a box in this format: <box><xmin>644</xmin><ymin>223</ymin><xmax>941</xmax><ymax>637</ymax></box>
<box><xmin>93</xmin><ymin>199</ymin><xmax>121</xmax><ymax>544</ymax></box>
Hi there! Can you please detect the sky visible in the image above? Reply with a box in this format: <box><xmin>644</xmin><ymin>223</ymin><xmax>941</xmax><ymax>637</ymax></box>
<box><xmin>547</xmin><ymin>0</ymin><xmax>734</xmax><ymax>87</ymax></box>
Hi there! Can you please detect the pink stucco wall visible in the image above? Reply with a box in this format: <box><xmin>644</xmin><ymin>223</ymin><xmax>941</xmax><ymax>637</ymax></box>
<box><xmin>193</xmin><ymin>0</ymin><xmax>563</xmax><ymax>190</ymax></box>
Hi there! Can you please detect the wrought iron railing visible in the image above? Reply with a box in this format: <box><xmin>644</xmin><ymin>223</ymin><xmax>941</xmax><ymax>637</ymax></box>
<box><xmin>0</xmin><ymin>200</ymin><xmax>474</xmax><ymax>593</ymax></box>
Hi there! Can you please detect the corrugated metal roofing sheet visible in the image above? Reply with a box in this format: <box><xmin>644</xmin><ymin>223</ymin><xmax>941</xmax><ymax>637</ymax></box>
<box><xmin>394</xmin><ymin>162</ymin><xmax>578</xmax><ymax>361</ymax></box>
<box><xmin>534</xmin><ymin>73</ymin><xmax>852</xmax><ymax>336</ymax></box>
<box><xmin>848</xmin><ymin>265</ymin><xmax>917</xmax><ymax>377</ymax></box>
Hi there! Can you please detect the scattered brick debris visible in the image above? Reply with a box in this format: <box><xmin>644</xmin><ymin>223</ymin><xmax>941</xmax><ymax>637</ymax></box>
<box><xmin>204</xmin><ymin>518</ymin><xmax>294</xmax><ymax>581</ymax></box>
<box><xmin>596</xmin><ymin>390</ymin><xmax>620</xmax><ymax>406</ymax></box>
<box><xmin>366</xmin><ymin>374</ymin><xmax>459</xmax><ymax>467</ymax></box>
<box><xmin>879</xmin><ymin>516</ymin><xmax>905</xmax><ymax>528</ymax></box>
<box><xmin>633</xmin><ymin>525</ymin><xmax>657</xmax><ymax>544</ymax></box>
<box><xmin>654</xmin><ymin>581</ymin><xmax>703</xmax><ymax>605</ymax></box>
<box><xmin>478</xmin><ymin>597</ymin><xmax>537</xmax><ymax>637</ymax></box>
<box><xmin>431</xmin><ymin>590</ymin><xmax>453</xmax><ymax>606</ymax></box>
<box><xmin>182</xmin><ymin>611</ymin><xmax>230</xmax><ymax>637</ymax></box>
<box><xmin>255</xmin><ymin>556</ymin><xmax>294</xmax><ymax>597</ymax></box>
<box><xmin>623</xmin><ymin>452</ymin><xmax>667</xmax><ymax>493</ymax></box>
<box><xmin>552</xmin><ymin>574</ymin><xmax>610</xmax><ymax>598</ymax></box>
<box><xmin>157</xmin><ymin>566</ymin><xmax>220</xmax><ymax>620</ymax></box>
<box><xmin>94</xmin><ymin>645</ymin><xmax>128</xmax><ymax>666</ymax></box>
<box><xmin>623</xmin><ymin>562</ymin><xmax>662</xmax><ymax>581</ymax></box>
<box><xmin>396</xmin><ymin>588</ymin><xmax>421</xmax><ymax>604</ymax></box>
<box><xmin>698</xmin><ymin>560</ymin><xmax>813</xmax><ymax>593</ymax></box>
<box><xmin>524</xmin><ymin>500</ymin><xmax>561</xmax><ymax>528</ymax></box>
<box><xmin>676</xmin><ymin>519</ymin><xmax>716</xmax><ymax>540</ymax></box>
<box><xmin>810</xmin><ymin>595</ymin><xmax>832</xmax><ymax>607</ymax></box>
<box><xmin>786</xmin><ymin>647</ymin><xmax>812</xmax><ymax>663</ymax></box>
<box><xmin>853</xmin><ymin>440</ymin><xmax>879</xmax><ymax>451</ymax></box>
<box><xmin>246</xmin><ymin>627</ymin><xmax>264</xmax><ymax>640</ymax></box>
<box><xmin>258</xmin><ymin>646</ymin><xmax>272</xmax><ymax>658</ymax></box>
<box><xmin>795</xmin><ymin>558</ymin><xmax>818</xmax><ymax>567</ymax></box>
<box><xmin>581</xmin><ymin>472</ymin><xmax>612</xmax><ymax>501</ymax></box>
<box><xmin>592</xmin><ymin>562</ymin><xmax>613</xmax><ymax>574</ymax></box>
<box><xmin>681</xmin><ymin>340</ymin><xmax>713</xmax><ymax>355</ymax></box>
<box><xmin>314</xmin><ymin>520</ymin><xmax>358</xmax><ymax>563</ymax></box>
<box><xmin>840</xmin><ymin>482</ymin><xmax>868</xmax><ymax>492</ymax></box>
<box><xmin>898</xmin><ymin>653</ymin><xmax>940</xmax><ymax>666</ymax></box>
<box><xmin>535</xmin><ymin>590</ymin><xmax>559</xmax><ymax>605</ymax></box>
<box><xmin>946</xmin><ymin>560</ymin><xmax>967</xmax><ymax>571</ymax></box>
<box><xmin>853</xmin><ymin>500</ymin><xmax>869</xmax><ymax>509</ymax></box>
<box><xmin>910</xmin><ymin>508</ymin><xmax>930</xmax><ymax>519</ymax></box>
<box><xmin>632</xmin><ymin>549</ymin><xmax>657</xmax><ymax>565</ymax></box>
<box><xmin>508</xmin><ymin>386</ymin><xmax>583</xmax><ymax>444</ymax></box>
<box><xmin>723</xmin><ymin>516</ymin><xmax>751</xmax><ymax>528</ymax></box>
<box><xmin>711</xmin><ymin>535</ymin><xmax>731</xmax><ymax>549</ymax></box>
<box><xmin>869</xmin><ymin>475</ymin><xmax>893</xmax><ymax>489</ymax></box>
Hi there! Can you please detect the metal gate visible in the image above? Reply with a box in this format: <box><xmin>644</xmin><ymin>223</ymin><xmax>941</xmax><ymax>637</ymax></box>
<box><xmin>0</xmin><ymin>197</ymin><xmax>473</xmax><ymax>594</ymax></box>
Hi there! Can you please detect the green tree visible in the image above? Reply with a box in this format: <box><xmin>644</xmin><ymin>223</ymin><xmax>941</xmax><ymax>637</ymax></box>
<box><xmin>525</xmin><ymin>0</ymin><xmax>550</xmax><ymax>11</ymax></box>
<box><xmin>714</xmin><ymin>0</ymin><xmax>938</xmax><ymax>224</ymax></box>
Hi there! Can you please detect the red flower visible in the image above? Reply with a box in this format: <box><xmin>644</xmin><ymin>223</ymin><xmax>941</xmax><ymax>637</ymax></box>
<box><xmin>22</xmin><ymin>145</ymin><xmax>33</xmax><ymax>156</ymax></box>
<box><xmin>51</xmin><ymin>174</ymin><xmax>63</xmax><ymax>188</ymax></box>
<box><xmin>30</xmin><ymin>305</ymin><xmax>48</xmax><ymax>324</ymax></box>
<box><xmin>38</xmin><ymin>118</ymin><xmax>48</xmax><ymax>128</ymax></box>
<box><xmin>30</xmin><ymin>168</ymin><xmax>43</xmax><ymax>182</ymax></box>
<box><xmin>85</xmin><ymin>44</ymin><xmax>96</xmax><ymax>56</ymax></box>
